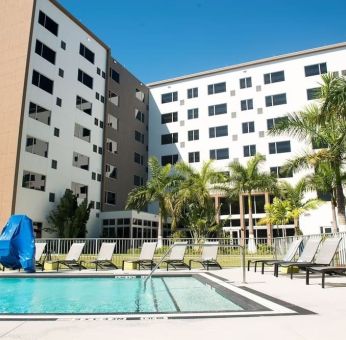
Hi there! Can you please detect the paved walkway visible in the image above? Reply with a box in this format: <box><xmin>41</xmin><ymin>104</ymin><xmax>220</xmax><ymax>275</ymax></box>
<box><xmin>0</xmin><ymin>267</ymin><xmax>345</xmax><ymax>340</ymax></box>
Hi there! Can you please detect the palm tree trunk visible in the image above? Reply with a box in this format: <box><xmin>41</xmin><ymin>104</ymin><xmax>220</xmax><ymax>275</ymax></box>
<box><xmin>157</xmin><ymin>213</ymin><xmax>163</xmax><ymax>247</ymax></box>
<box><xmin>331</xmin><ymin>191</ymin><xmax>338</xmax><ymax>233</ymax></box>
<box><xmin>334</xmin><ymin>164</ymin><xmax>346</xmax><ymax>229</ymax></box>
<box><xmin>239</xmin><ymin>194</ymin><xmax>245</xmax><ymax>247</ymax></box>
<box><xmin>265</xmin><ymin>192</ymin><xmax>272</xmax><ymax>245</ymax></box>
<box><xmin>293</xmin><ymin>217</ymin><xmax>302</xmax><ymax>236</ymax></box>
<box><xmin>248</xmin><ymin>194</ymin><xmax>254</xmax><ymax>237</ymax></box>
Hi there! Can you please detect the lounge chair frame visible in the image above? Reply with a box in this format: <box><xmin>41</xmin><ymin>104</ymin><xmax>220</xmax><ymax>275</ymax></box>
<box><xmin>35</xmin><ymin>242</ymin><xmax>47</xmax><ymax>271</ymax></box>
<box><xmin>306</xmin><ymin>265</ymin><xmax>346</xmax><ymax>288</ymax></box>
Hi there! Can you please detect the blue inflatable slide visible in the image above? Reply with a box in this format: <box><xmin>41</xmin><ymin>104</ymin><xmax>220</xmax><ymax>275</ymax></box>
<box><xmin>0</xmin><ymin>215</ymin><xmax>36</xmax><ymax>272</ymax></box>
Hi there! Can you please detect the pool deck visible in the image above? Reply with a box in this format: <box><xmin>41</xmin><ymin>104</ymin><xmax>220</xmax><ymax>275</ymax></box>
<box><xmin>0</xmin><ymin>267</ymin><xmax>346</xmax><ymax>339</ymax></box>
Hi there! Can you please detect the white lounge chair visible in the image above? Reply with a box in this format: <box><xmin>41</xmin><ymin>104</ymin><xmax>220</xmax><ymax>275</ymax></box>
<box><xmin>54</xmin><ymin>243</ymin><xmax>86</xmax><ymax>271</ymax></box>
<box><xmin>89</xmin><ymin>242</ymin><xmax>117</xmax><ymax>271</ymax></box>
<box><xmin>189</xmin><ymin>241</ymin><xmax>222</xmax><ymax>270</ymax></box>
<box><xmin>161</xmin><ymin>241</ymin><xmax>189</xmax><ymax>270</ymax></box>
<box><xmin>122</xmin><ymin>242</ymin><xmax>157</xmax><ymax>270</ymax></box>
<box><xmin>35</xmin><ymin>242</ymin><xmax>47</xmax><ymax>271</ymax></box>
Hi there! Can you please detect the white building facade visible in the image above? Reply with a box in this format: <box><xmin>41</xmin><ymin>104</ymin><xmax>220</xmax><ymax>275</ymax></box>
<box><xmin>148</xmin><ymin>43</ymin><xmax>346</xmax><ymax>237</ymax></box>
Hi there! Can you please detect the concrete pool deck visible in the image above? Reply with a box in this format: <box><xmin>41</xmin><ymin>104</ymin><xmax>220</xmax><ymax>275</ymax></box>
<box><xmin>0</xmin><ymin>267</ymin><xmax>345</xmax><ymax>339</ymax></box>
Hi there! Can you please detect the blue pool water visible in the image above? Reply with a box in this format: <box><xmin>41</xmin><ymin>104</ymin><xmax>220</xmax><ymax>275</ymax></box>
<box><xmin>0</xmin><ymin>276</ymin><xmax>243</xmax><ymax>314</ymax></box>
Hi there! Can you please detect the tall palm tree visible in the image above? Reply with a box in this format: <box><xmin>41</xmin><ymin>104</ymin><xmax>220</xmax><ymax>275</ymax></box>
<box><xmin>228</xmin><ymin>154</ymin><xmax>277</xmax><ymax>244</ymax></box>
<box><xmin>126</xmin><ymin>157</ymin><xmax>177</xmax><ymax>243</ymax></box>
<box><xmin>305</xmin><ymin>163</ymin><xmax>338</xmax><ymax>232</ymax></box>
<box><xmin>278</xmin><ymin>180</ymin><xmax>322</xmax><ymax>235</ymax></box>
<box><xmin>268</xmin><ymin>75</ymin><xmax>346</xmax><ymax>228</ymax></box>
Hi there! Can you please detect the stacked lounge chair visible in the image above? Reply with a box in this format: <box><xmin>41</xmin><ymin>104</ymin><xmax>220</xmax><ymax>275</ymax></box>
<box><xmin>275</xmin><ymin>237</ymin><xmax>342</xmax><ymax>279</ymax></box>
<box><xmin>248</xmin><ymin>238</ymin><xmax>303</xmax><ymax>274</ymax></box>
<box><xmin>189</xmin><ymin>241</ymin><xmax>222</xmax><ymax>270</ymax></box>
<box><xmin>35</xmin><ymin>242</ymin><xmax>47</xmax><ymax>271</ymax></box>
<box><xmin>122</xmin><ymin>242</ymin><xmax>157</xmax><ymax>270</ymax></box>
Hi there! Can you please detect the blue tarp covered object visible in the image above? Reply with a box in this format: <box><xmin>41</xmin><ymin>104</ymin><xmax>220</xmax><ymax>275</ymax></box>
<box><xmin>0</xmin><ymin>215</ymin><xmax>36</xmax><ymax>272</ymax></box>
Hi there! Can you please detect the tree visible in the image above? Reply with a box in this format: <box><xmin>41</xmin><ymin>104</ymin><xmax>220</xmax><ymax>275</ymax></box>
<box><xmin>228</xmin><ymin>154</ymin><xmax>277</xmax><ymax>246</ymax></box>
<box><xmin>278</xmin><ymin>180</ymin><xmax>322</xmax><ymax>235</ymax></box>
<box><xmin>46</xmin><ymin>189</ymin><xmax>91</xmax><ymax>238</ymax></box>
<box><xmin>173</xmin><ymin>160</ymin><xmax>226</xmax><ymax>241</ymax></box>
<box><xmin>268</xmin><ymin>74</ymin><xmax>346</xmax><ymax>229</ymax></box>
<box><xmin>126</xmin><ymin>157</ymin><xmax>177</xmax><ymax>243</ymax></box>
<box><xmin>305</xmin><ymin>163</ymin><xmax>338</xmax><ymax>232</ymax></box>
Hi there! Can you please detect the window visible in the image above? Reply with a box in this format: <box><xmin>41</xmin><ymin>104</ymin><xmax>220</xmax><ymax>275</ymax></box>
<box><xmin>35</xmin><ymin>40</ymin><xmax>56</xmax><ymax>64</ymax></box>
<box><xmin>97</xmin><ymin>67</ymin><xmax>101</xmax><ymax>75</ymax></box>
<box><xmin>71</xmin><ymin>182</ymin><xmax>88</xmax><ymax>200</ymax></box>
<box><xmin>94</xmin><ymin>118</ymin><xmax>99</xmax><ymax>126</ymax></box>
<box><xmin>187</xmin><ymin>87</ymin><xmax>198</xmax><ymax>98</ymax></box>
<box><xmin>58</xmin><ymin>68</ymin><xmax>64</xmax><ymax>77</ymax></box>
<box><xmin>161</xmin><ymin>154</ymin><xmax>178</xmax><ymax>166</ymax></box>
<box><xmin>72</xmin><ymin>152</ymin><xmax>89</xmax><ymax>170</ymax></box>
<box><xmin>107</xmin><ymin>115</ymin><xmax>118</xmax><ymax>130</ymax></box>
<box><xmin>74</xmin><ymin>123</ymin><xmax>91</xmax><ymax>142</ymax></box>
<box><xmin>188</xmin><ymin>108</ymin><xmax>198</xmax><ymax>119</ymax></box>
<box><xmin>161</xmin><ymin>92</ymin><xmax>178</xmax><ymax>104</ymax></box>
<box><xmin>38</xmin><ymin>11</ymin><xmax>58</xmax><ymax>36</ymax></box>
<box><xmin>269</xmin><ymin>141</ymin><xmax>291</xmax><ymax>154</ymax></box>
<box><xmin>61</xmin><ymin>41</ymin><xmax>66</xmax><ymax>50</ymax></box>
<box><xmin>105</xmin><ymin>164</ymin><xmax>117</xmax><ymax>179</ymax></box>
<box><xmin>267</xmin><ymin>116</ymin><xmax>288</xmax><ymax>130</ymax></box>
<box><xmin>54</xmin><ymin>128</ymin><xmax>60</xmax><ymax>137</ymax></box>
<box><xmin>78</xmin><ymin>69</ymin><xmax>93</xmax><ymax>89</ymax></box>
<box><xmin>135</xmin><ymin>130</ymin><xmax>145</xmax><ymax>144</ymax></box>
<box><xmin>79</xmin><ymin>43</ymin><xmax>95</xmax><ymax>64</ymax></box>
<box><xmin>305</xmin><ymin>62</ymin><xmax>327</xmax><ymax>77</ymax></box>
<box><xmin>161</xmin><ymin>112</ymin><xmax>178</xmax><ymax>124</ymax></box>
<box><xmin>98</xmin><ymin>147</ymin><xmax>103</xmax><ymax>155</ymax></box>
<box><xmin>209</xmin><ymin>125</ymin><xmax>228</xmax><ymax>138</ymax></box>
<box><xmin>161</xmin><ymin>133</ymin><xmax>178</xmax><ymax>144</ymax></box>
<box><xmin>240</xmin><ymin>77</ymin><xmax>252</xmax><ymax>89</ymax></box>
<box><xmin>270</xmin><ymin>166</ymin><xmax>293</xmax><ymax>178</ymax></box>
<box><xmin>210</xmin><ymin>148</ymin><xmax>229</xmax><ymax>160</ymax></box>
<box><xmin>56</xmin><ymin>97</ymin><xmax>62</xmax><ymax>107</ymax></box>
<box><xmin>188</xmin><ymin>130</ymin><xmax>199</xmax><ymax>141</ymax></box>
<box><xmin>208</xmin><ymin>82</ymin><xmax>226</xmax><ymax>94</ymax></box>
<box><xmin>32</xmin><ymin>70</ymin><xmax>53</xmax><ymax>94</ymax></box>
<box><xmin>265</xmin><ymin>93</ymin><xmax>287</xmax><ymax>107</ymax></box>
<box><xmin>101</xmin><ymin>95</ymin><xmax>105</xmax><ymax>103</ymax></box>
<box><xmin>76</xmin><ymin>95</ymin><xmax>92</xmax><ymax>115</ymax></box>
<box><xmin>49</xmin><ymin>193</ymin><xmax>55</xmax><ymax>203</ymax></box>
<box><xmin>97</xmin><ymin>174</ymin><xmax>102</xmax><ymax>182</ymax></box>
<box><xmin>93</xmin><ymin>145</ymin><xmax>97</xmax><ymax>153</ymax></box>
<box><xmin>108</xmin><ymin>91</ymin><xmax>119</xmax><ymax>106</ymax></box>
<box><xmin>242</xmin><ymin>121</ymin><xmax>255</xmax><ymax>133</ymax></box>
<box><xmin>28</xmin><ymin>102</ymin><xmax>51</xmax><ymax>125</ymax></box>
<box><xmin>135</xmin><ymin>109</ymin><xmax>145</xmax><ymax>122</ymax></box>
<box><xmin>307</xmin><ymin>87</ymin><xmax>321</xmax><ymax>100</ymax></box>
<box><xmin>22</xmin><ymin>170</ymin><xmax>46</xmax><ymax>191</ymax></box>
<box><xmin>243</xmin><ymin>145</ymin><xmax>256</xmax><ymax>157</ymax></box>
<box><xmin>136</xmin><ymin>89</ymin><xmax>145</xmax><ymax>102</ymax></box>
<box><xmin>106</xmin><ymin>139</ymin><xmax>118</xmax><ymax>154</ymax></box>
<box><xmin>105</xmin><ymin>192</ymin><xmax>116</xmax><ymax>205</ymax></box>
<box><xmin>51</xmin><ymin>160</ymin><xmax>57</xmax><ymax>169</ymax></box>
<box><xmin>134</xmin><ymin>152</ymin><xmax>144</xmax><ymax>165</ymax></box>
<box><xmin>134</xmin><ymin>175</ymin><xmax>144</xmax><ymax>186</ymax></box>
<box><xmin>96</xmin><ymin>92</ymin><xmax>100</xmax><ymax>100</ymax></box>
<box><xmin>110</xmin><ymin>68</ymin><xmax>120</xmax><ymax>83</ymax></box>
<box><xmin>264</xmin><ymin>71</ymin><xmax>285</xmax><ymax>84</ymax></box>
<box><xmin>188</xmin><ymin>151</ymin><xmax>200</xmax><ymax>163</ymax></box>
<box><xmin>25</xmin><ymin>136</ymin><xmax>49</xmax><ymax>158</ymax></box>
<box><xmin>208</xmin><ymin>103</ymin><xmax>227</xmax><ymax>116</ymax></box>
<box><xmin>240</xmin><ymin>99</ymin><xmax>253</xmax><ymax>111</ymax></box>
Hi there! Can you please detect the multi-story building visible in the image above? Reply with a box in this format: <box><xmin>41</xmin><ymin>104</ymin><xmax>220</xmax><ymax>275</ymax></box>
<box><xmin>148</xmin><ymin>42</ymin><xmax>346</xmax><ymax>237</ymax></box>
<box><xmin>0</xmin><ymin>0</ymin><xmax>149</xmax><ymax>237</ymax></box>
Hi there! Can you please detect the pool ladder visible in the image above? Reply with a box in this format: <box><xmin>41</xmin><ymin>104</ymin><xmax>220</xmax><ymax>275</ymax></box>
<box><xmin>143</xmin><ymin>243</ymin><xmax>246</xmax><ymax>289</ymax></box>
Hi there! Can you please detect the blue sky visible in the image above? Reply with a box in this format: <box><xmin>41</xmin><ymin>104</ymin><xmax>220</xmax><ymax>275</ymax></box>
<box><xmin>58</xmin><ymin>0</ymin><xmax>346</xmax><ymax>83</ymax></box>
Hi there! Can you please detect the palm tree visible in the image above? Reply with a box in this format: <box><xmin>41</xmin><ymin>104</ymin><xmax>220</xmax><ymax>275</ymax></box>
<box><xmin>278</xmin><ymin>180</ymin><xmax>322</xmax><ymax>235</ymax></box>
<box><xmin>228</xmin><ymin>154</ymin><xmax>277</xmax><ymax>246</ymax></box>
<box><xmin>305</xmin><ymin>163</ymin><xmax>338</xmax><ymax>232</ymax></box>
<box><xmin>268</xmin><ymin>75</ymin><xmax>346</xmax><ymax>229</ymax></box>
<box><xmin>126</xmin><ymin>157</ymin><xmax>177</xmax><ymax>244</ymax></box>
<box><xmin>174</xmin><ymin>160</ymin><xmax>226</xmax><ymax>241</ymax></box>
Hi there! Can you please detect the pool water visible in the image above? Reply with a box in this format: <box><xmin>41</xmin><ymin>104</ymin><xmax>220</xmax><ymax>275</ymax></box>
<box><xmin>0</xmin><ymin>276</ymin><xmax>243</xmax><ymax>314</ymax></box>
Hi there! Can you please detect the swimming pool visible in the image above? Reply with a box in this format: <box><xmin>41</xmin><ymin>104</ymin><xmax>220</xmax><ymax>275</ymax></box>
<box><xmin>0</xmin><ymin>274</ymin><xmax>313</xmax><ymax>319</ymax></box>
